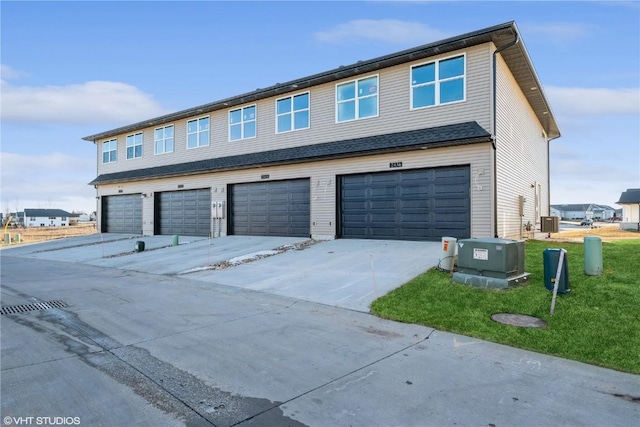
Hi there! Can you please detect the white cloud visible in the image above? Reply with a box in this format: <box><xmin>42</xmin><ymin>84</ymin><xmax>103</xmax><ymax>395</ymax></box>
<box><xmin>545</xmin><ymin>86</ymin><xmax>640</xmax><ymax>116</ymax></box>
<box><xmin>0</xmin><ymin>152</ymin><xmax>96</xmax><ymax>214</ymax></box>
<box><xmin>520</xmin><ymin>22</ymin><xmax>596</xmax><ymax>42</ymax></box>
<box><xmin>1</xmin><ymin>79</ymin><xmax>168</xmax><ymax>125</ymax></box>
<box><xmin>1</xmin><ymin>64</ymin><xmax>28</xmax><ymax>80</ymax></box>
<box><xmin>315</xmin><ymin>19</ymin><xmax>449</xmax><ymax>45</ymax></box>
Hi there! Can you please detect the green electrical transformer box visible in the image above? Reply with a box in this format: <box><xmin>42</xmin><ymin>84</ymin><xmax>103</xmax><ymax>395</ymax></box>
<box><xmin>452</xmin><ymin>238</ymin><xmax>530</xmax><ymax>288</ymax></box>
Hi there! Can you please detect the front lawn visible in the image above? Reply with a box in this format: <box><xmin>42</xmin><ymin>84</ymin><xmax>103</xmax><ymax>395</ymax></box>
<box><xmin>370</xmin><ymin>239</ymin><xmax>640</xmax><ymax>374</ymax></box>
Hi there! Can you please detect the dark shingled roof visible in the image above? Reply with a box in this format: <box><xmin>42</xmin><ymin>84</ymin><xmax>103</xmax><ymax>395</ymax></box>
<box><xmin>90</xmin><ymin>121</ymin><xmax>491</xmax><ymax>185</ymax></box>
<box><xmin>24</xmin><ymin>209</ymin><xmax>72</xmax><ymax>217</ymax></box>
<box><xmin>617</xmin><ymin>189</ymin><xmax>640</xmax><ymax>204</ymax></box>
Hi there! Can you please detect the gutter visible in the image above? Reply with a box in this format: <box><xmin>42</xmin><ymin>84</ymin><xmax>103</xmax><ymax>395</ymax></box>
<box><xmin>492</xmin><ymin>31</ymin><xmax>519</xmax><ymax>238</ymax></box>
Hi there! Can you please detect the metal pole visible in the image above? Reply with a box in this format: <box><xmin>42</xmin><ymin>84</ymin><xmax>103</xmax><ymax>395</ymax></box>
<box><xmin>550</xmin><ymin>249</ymin><xmax>566</xmax><ymax>316</ymax></box>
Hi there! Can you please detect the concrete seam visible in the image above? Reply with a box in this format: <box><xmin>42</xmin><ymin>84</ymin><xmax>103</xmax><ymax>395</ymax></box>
<box><xmin>232</xmin><ymin>332</ymin><xmax>432</xmax><ymax>426</ymax></box>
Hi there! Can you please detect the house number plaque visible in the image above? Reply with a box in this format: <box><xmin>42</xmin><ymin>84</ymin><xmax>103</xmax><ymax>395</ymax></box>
<box><xmin>389</xmin><ymin>162</ymin><xmax>403</xmax><ymax>168</ymax></box>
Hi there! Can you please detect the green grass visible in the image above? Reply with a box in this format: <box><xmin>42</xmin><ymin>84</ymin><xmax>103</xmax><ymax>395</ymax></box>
<box><xmin>370</xmin><ymin>239</ymin><xmax>640</xmax><ymax>374</ymax></box>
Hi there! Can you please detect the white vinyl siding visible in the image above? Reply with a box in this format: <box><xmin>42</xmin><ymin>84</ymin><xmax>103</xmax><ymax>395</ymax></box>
<box><xmin>495</xmin><ymin>52</ymin><xmax>549</xmax><ymax>239</ymax></box>
<box><xmin>96</xmin><ymin>143</ymin><xmax>492</xmax><ymax>239</ymax></box>
<box><xmin>95</xmin><ymin>44</ymin><xmax>492</xmax><ymax>177</ymax></box>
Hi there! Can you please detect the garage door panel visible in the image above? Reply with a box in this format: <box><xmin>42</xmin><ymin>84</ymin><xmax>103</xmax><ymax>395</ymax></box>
<box><xmin>231</xmin><ymin>179</ymin><xmax>310</xmax><ymax>237</ymax></box>
<box><xmin>340</xmin><ymin>166</ymin><xmax>470</xmax><ymax>241</ymax></box>
<box><xmin>157</xmin><ymin>189</ymin><xmax>210</xmax><ymax>237</ymax></box>
<box><xmin>102</xmin><ymin>194</ymin><xmax>142</xmax><ymax>234</ymax></box>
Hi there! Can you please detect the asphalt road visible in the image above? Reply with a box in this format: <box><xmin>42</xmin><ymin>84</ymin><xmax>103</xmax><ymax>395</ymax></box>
<box><xmin>1</xmin><ymin>245</ymin><xmax>639</xmax><ymax>426</ymax></box>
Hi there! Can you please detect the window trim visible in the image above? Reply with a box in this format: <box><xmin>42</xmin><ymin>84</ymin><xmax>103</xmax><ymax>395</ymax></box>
<box><xmin>186</xmin><ymin>116</ymin><xmax>211</xmax><ymax>149</ymax></box>
<box><xmin>410</xmin><ymin>53</ymin><xmax>466</xmax><ymax>111</ymax></box>
<box><xmin>228</xmin><ymin>105</ymin><xmax>257</xmax><ymax>141</ymax></box>
<box><xmin>125</xmin><ymin>132</ymin><xmax>143</xmax><ymax>160</ymax></box>
<box><xmin>335</xmin><ymin>74</ymin><xmax>379</xmax><ymax>123</ymax></box>
<box><xmin>275</xmin><ymin>92</ymin><xmax>310</xmax><ymax>134</ymax></box>
<box><xmin>101</xmin><ymin>138</ymin><xmax>117</xmax><ymax>164</ymax></box>
<box><xmin>154</xmin><ymin>124</ymin><xmax>175</xmax><ymax>155</ymax></box>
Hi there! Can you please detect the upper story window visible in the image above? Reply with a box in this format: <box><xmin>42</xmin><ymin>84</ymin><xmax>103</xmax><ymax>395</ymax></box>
<box><xmin>187</xmin><ymin>117</ymin><xmax>210</xmax><ymax>148</ymax></box>
<box><xmin>126</xmin><ymin>132</ymin><xmax>143</xmax><ymax>159</ymax></box>
<box><xmin>411</xmin><ymin>54</ymin><xmax>465</xmax><ymax>109</ymax></box>
<box><xmin>102</xmin><ymin>139</ymin><xmax>117</xmax><ymax>164</ymax></box>
<box><xmin>229</xmin><ymin>105</ymin><xmax>256</xmax><ymax>141</ymax></box>
<box><xmin>276</xmin><ymin>93</ymin><xmax>309</xmax><ymax>133</ymax></box>
<box><xmin>155</xmin><ymin>125</ymin><xmax>174</xmax><ymax>154</ymax></box>
<box><xmin>336</xmin><ymin>75</ymin><xmax>378</xmax><ymax>123</ymax></box>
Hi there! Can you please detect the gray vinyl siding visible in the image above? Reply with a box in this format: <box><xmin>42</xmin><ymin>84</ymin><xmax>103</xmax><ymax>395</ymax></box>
<box><xmin>96</xmin><ymin>144</ymin><xmax>493</xmax><ymax>239</ymax></box>
<box><xmin>95</xmin><ymin>44</ymin><xmax>493</xmax><ymax>178</ymax></box>
<box><xmin>495</xmin><ymin>54</ymin><xmax>550</xmax><ymax>239</ymax></box>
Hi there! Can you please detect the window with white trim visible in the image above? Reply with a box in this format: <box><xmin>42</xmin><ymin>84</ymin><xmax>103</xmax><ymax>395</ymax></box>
<box><xmin>276</xmin><ymin>93</ymin><xmax>309</xmax><ymax>133</ymax></box>
<box><xmin>336</xmin><ymin>75</ymin><xmax>378</xmax><ymax>122</ymax></box>
<box><xmin>154</xmin><ymin>125</ymin><xmax>174</xmax><ymax>154</ymax></box>
<box><xmin>187</xmin><ymin>117</ymin><xmax>210</xmax><ymax>148</ymax></box>
<box><xmin>229</xmin><ymin>106</ymin><xmax>256</xmax><ymax>141</ymax></box>
<box><xmin>126</xmin><ymin>132</ymin><xmax>143</xmax><ymax>159</ymax></box>
<box><xmin>102</xmin><ymin>139</ymin><xmax>117</xmax><ymax>163</ymax></box>
<box><xmin>411</xmin><ymin>55</ymin><xmax>465</xmax><ymax>109</ymax></box>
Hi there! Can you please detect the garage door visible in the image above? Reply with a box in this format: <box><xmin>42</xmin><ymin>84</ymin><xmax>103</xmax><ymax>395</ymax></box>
<box><xmin>339</xmin><ymin>166</ymin><xmax>470</xmax><ymax>241</ymax></box>
<box><xmin>102</xmin><ymin>194</ymin><xmax>142</xmax><ymax>234</ymax></box>
<box><xmin>157</xmin><ymin>189</ymin><xmax>211</xmax><ymax>237</ymax></box>
<box><xmin>230</xmin><ymin>179</ymin><xmax>310</xmax><ymax>237</ymax></box>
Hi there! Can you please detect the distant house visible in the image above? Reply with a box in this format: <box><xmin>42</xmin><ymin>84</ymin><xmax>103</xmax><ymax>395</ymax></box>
<box><xmin>616</xmin><ymin>188</ymin><xmax>640</xmax><ymax>231</ymax></box>
<box><xmin>69</xmin><ymin>213</ymin><xmax>90</xmax><ymax>225</ymax></box>
<box><xmin>550</xmin><ymin>206</ymin><xmax>563</xmax><ymax>218</ymax></box>
<box><xmin>24</xmin><ymin>209</ymin><xmax>72</xmax><ymax>227</ymax></box>
<box><xmin>551</xmin><ymin>204</ymin><xmax>616</xmax><ymax>220</ymax></box>
<box><xmin>6</xmin><ymin>212</ymin><xmax>24</xmax><ymax>226</ymax></box>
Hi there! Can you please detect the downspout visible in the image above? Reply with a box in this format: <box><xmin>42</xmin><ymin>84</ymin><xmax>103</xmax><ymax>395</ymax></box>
<box><xmin>547</xmin><ymin>134</ymin><xmax>561</xmax><ymax>225</ymax></box>
<box><xmin>492</xmin><ymin>32</ymin><xmax>519</xmax><ymax>238</ymax></box>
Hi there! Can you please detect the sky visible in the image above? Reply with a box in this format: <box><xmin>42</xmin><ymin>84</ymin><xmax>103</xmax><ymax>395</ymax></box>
<box><xmin>1</xmin><ymin>0</ymin><xmax>639</xmax><ymax>216</ymax></box>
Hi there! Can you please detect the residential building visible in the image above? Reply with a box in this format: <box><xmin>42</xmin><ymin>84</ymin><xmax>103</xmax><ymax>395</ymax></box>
<box><xmin>24</xmin><ymin>209</ymin><xmax>72</xmax><ymax>227</ymax></box>
<box><xmin>84</xmin><ymin>22</ymin><xmax>560</xmax><ymax>241</ymax></box>
<box><xmin>550</xmin><ymin>206</ymin><xmax>563</xmax><ymax>218</ymax></box>
<box><xmin>616</xmin><ymin>188</ymin><xmax>640</xmax><ymax>231</ymax></box>
<box><xmin>551</xmin><ymin>204</ymin><xmax>616</xmax><ymax>221</ymax></box>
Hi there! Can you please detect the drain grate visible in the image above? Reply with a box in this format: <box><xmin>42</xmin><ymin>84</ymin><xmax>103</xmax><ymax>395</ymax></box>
<box><xmin>1</xmin><ymin>300</ymin><xmax>68</xmax><ymax>316</ymax></box>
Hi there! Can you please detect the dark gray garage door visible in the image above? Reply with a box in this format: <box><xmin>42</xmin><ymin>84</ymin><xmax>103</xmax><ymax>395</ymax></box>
<box><xmin>230</xmin><ymin>179</ymin><xmax>310</xmax><ymax>237</ymax></box>
<box><xmin>157</xmin><ymin>189</ymin><xmax>211</xmax><ymax>237</ymax></box>
<box><xmin>340</xmin><ymin>166</ymin><xmax>470</xmax><ymax>241</ymax></box>
<box><xmin>102</xmin><ymin>194</ymin><xmax>142</xmax><ymax>234</ymax></box>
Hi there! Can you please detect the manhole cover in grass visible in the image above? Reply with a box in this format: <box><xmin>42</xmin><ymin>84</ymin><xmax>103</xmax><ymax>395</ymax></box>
<box><xmin>491</xmin><ymin>313</ymin><xmax>547</xmax><ymax>328</ymax></box>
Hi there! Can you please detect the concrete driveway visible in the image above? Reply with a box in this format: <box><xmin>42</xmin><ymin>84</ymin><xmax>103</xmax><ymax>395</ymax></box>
<box><xmin>5</xmin><ymin>234</ymin><xmax>442</xmax><ymax>312</ymax></box>
<box><xmin>1</xmin><ymin>242</ymin><xmax>638</xmax><ymax>427</ymax></box>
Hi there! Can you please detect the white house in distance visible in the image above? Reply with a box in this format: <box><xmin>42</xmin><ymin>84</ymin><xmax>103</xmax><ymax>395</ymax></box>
<box><xmin>24</xmin><ymin>209</ymin><xmax>72</xmax><ymax>227</ymax></box>
<box><xmin>83</xmin><ymin>22</ymin><xmax>560</xmax><ymax>241</ymax></box>
<box><xmin>550</xmin><ymin>204</ymin><xmax>616</xmax><ymax>221</ymax></box>
<box><xmin>617</xmin><ymin>188</ymin><xmax>640</xmax><ymax>231</ymax></box>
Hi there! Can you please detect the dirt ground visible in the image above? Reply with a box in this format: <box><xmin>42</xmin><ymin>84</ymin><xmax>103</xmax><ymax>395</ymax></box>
<box><xmin>2</xmin><ymin>223</ymin><xmax>98</xmax><ymax>245</ymax></box>
<box><xmin>548</xmin><ymin>222</ymin><xmax>640</xmax><ymax>242</ymax></box>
